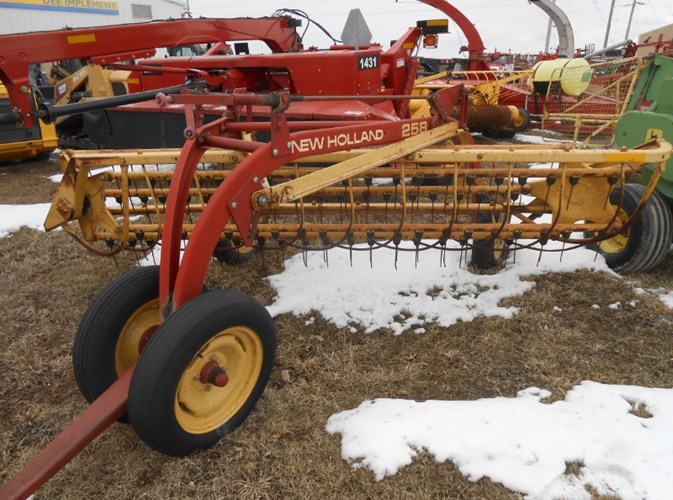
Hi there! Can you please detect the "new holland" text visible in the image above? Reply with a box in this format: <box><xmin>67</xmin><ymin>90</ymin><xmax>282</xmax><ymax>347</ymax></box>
<box><xmin>291</xmin><ymin>129</ymin><xmax>385</xmax><ymax>153</ymax></box>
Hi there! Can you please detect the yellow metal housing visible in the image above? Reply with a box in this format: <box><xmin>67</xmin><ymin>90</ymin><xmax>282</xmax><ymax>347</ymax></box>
<box><xmin>0</xmin><ymin>84</ymin><xmax>58</xmax><ymax>162</ymax></box>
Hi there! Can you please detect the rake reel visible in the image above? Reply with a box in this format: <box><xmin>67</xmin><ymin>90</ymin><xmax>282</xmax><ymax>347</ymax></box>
<box><xmin>4</xmin><ymin>89</ymin><xmax>672</xmax><ymax>500</ymax></box>
<box><xmin>47</xmin><ymin>123</ymin><xmax>671</xmax><ymax>273</ymax></box>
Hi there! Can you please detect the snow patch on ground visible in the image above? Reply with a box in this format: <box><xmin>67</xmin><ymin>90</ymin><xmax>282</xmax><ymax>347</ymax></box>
<box><xmin>0</xmin><ymin>203</ymin><xmax>52</xmax><ymax>237</ymax></box>
<box><xmin>265</xmin><ymin>240</ymin><xmax>611</xmax><ymax>334</ymax></box>
<box><xmin>326</xmin><ymin>381</ymin><xmax>673</xmax><ymax>499</ymax></box>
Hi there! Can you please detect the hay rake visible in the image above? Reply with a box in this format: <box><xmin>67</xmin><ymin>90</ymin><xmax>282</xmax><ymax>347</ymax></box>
<box><xmin>46</xmin><ymin>93</ymin><xmax>670</xmax><ymax>273</ymax></box>
<box><xmin>48</xmin><ymin>138</ymin><xmax>670</xmax><ymax>263</ymax></box>
<box><xmin>3</xmin><ymin>88</ymin><xmax>672</xmax><ymax>499</ymax></box>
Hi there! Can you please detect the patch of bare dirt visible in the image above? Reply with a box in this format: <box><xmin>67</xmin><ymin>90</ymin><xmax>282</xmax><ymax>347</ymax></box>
<box><xmin>0</xmin><ymin>155</ymin><xmax>60</xmax><ymax>204</ymax></box>
<box><xmin>1</xmin><ymin>157</ymin><xmax>673</xmax><ymax>499</ymax></box>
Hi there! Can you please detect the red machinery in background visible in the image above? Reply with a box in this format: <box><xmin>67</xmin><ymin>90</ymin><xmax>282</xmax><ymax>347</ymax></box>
<box><xmin>0</xmin><ymin>16</ymin><xmax>302</xmax><ymax>128</ymax></box>
<box><xmin>1</xmin><ymin>0</ymin><xmax>533</xmax><ymax>157</ymax></box>
<box><xmin>72</xmin><ymin>0</ymin><xmax>531</xmax><ymax>149</ymax></box>
<box><xmin>0</xmin><ymin>16</ymin><xmax>302</xmax><ymax>158</ymax></box>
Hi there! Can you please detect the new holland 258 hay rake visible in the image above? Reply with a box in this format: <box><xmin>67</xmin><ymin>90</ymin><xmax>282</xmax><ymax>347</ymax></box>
<box><xmin>45</xmin><ymin>89</ymin><xmax>673</xmax><ymax>271</ymax></box>
<box><xmin>4</xmin><ymin>61</ymin><xmax>673</xmax><ymax>500</ymax></box>
<box><xmin>0</xmin><ymin>81</ymin><xmax>671</xmax><ymax>500</ymax></box>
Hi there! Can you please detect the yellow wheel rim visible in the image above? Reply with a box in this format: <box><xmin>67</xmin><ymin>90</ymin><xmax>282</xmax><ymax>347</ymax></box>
<box><xmin>511</xmin><ymin>111</ymin><xmax>527</xmax><ymax>129</ymax></box>
<box><xmin>598</xmin><ymin>208</ymin><xmax>629</xmax><ymax>254</ymax></box>
<box><xmin>175</xmin><ymin>326</ymin><xmax>263</xmax><ymax>434</ymax></box>
<box><xmin>115</xmin><ymin>298</ymin><xmax>160</xmax><ymax>376</ymax></box>
<box><xmin>237</xmin><ymin>244</ymin><xmax>256</xmax><ymax>257</ymax></box>
<box><xmin>493</xmin><ymin>238</ymin><xmax>507</xmax><ymax>261</ymax></box>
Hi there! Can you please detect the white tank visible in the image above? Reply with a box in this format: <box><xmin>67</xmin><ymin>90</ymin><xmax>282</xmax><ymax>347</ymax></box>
<box><xmin>531</xmin><ymin>58</ymin><xmax>593</xmax><ymax>97</ymax></box>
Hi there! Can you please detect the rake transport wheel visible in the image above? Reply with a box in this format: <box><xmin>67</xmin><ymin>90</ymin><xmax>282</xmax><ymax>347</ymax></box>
<box><xmin>73</xmin><ymin>266</ymin><xmax>161</xmax><ymax>419</ymax></box>
<box><xmin>591</xmin><ymin>183</ymin><xmax>673</xmax><ymax>273</ymax></box>
<box><xmin>128</xmin><ymin>290</ymin><xmax>277</xmax><ymax>456</ymax></box>
<box><xmin>213</xmin><ymin>217</ymin><xmax>269</xmax><ymax>264</ymax></box>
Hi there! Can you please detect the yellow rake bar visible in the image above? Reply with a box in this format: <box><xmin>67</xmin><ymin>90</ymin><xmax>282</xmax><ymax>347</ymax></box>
<box><xmin>45</xmin><ymin>140</ymin><xmax>671</xmax><ymax>258</ymax></box>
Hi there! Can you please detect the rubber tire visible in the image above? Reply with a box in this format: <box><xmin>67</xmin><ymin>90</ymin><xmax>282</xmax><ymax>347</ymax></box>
<box><xmin>590</xmin><ymin>183</ymin><xmax>673</xmax><ymax>273</ymax></box>
<box><xmin>128</xmin><ymin>290</ymin><xmax>277</xmax><ymax>456</ymax></box>
<box><xmin>73</xmin><ymin>266</ymin><xmax>160</xmax><ymax>420</ymax></box>
<box><xmin>470</xmin><ymin>194</ymin><xmax>510</xmax><ymax>270</ymax></box>
<box><xmin>471</xmin><ymin>239</ymin><xmax>509</xmax><ymax>270</ymax></box>
<box><xmin>497</xmin><ymin>128</ymin><xmax>517</xmax><ymax>139</ymax></box>
<box><xmin>482</xmin><ymin>127</ymin><xmax>516</xmax><ymax>140</ymax></box>
<box><xmin>481</xmin><ymin>110</ymin><xmax>531</xmax><ymax>140</ymax></box>
<box><xmin>511</xmin><ymin>108</ymin><xmax>532</xmax><ymax>132</ymax></box>
<box><xmin>213</xmin><ymin>239</ymin><xmax>257</xmax><ymax>265</ymax></box>
<box><xmin>213</xmin><ymin>216</ymin><xmax>268</xmax><ymax>264</ymax></box>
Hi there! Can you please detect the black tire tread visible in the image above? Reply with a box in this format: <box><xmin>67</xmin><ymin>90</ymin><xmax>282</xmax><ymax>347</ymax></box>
<box><xmin>128</xmin><ymin>289</ymin><xmax>276</xmax><ymax>456</ymax></box>
<box><xmin>73</xmin><ymin>266</ymin><xmax>160</xmax><ymax>404</ymax></box>
<box><xmin>213</xmin><ymin>240</ymin><xmax>257</xmax><ymax>265</ymax></box>
<box><xmin>471</xmin><ymin>193</ymin><xmax>509</xmax><ymax>270</ymax></box>
<box><xmin>599</xmin><ymin>184</ymin><xmax>673</xmax><ymax>273</ymax></box>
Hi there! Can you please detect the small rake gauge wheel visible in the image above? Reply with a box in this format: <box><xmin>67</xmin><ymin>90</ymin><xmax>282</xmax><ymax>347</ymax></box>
<box><xmin>470</xmin><ymin>194</ymin><xmax>510</xmax><ymax>271</ymax></box>
<box><xmin>73</xmin><ymin>266</ymin><xmax>161</xmax><ymax>421</ymax></box>
<box><xmin>471</xmin><ymin>237</ymin><xmax>509</xmax><ymax>270</ymax></box>
<box><xmin>128</xmin><ymin>290</ymin><xmax>276</xmax><ymax>456</ymax></box>
<box><xmin>213</xmin><ymin>216</ymin><xmax>269</xmax><ymax>265</ymax></box>
<box><xmin>590</xmin><ymin>183</ymin><xmax>673</xmax><ymax>273</ymax></box>
<box><xmin>213</xmin><ymin>239</ymin><xmax>258</xmax><ymax>265</ymax></box>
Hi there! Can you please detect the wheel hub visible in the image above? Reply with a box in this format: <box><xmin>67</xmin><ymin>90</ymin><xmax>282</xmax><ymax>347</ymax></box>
<box><xmin>138</xmin><ymin>325</ymin><xmax>159</xmax><ymax>354</ymax></box>
<box><xmin>198</xmin><ymin>360</ymin><xmax>229</xmax><ymax>387</ymax></box>
<box><xmin>174</xmin><ymin>326</ymin><xmax>264</xmax><ymax>434</ymax></box>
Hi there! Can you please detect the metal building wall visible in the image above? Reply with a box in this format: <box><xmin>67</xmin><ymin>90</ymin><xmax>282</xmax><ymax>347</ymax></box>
<box><xmin>636</xmin><ymin>23</ymin><xmax>673</xmax><ymax>57</ymax></box>
<box><xmin>0</xmin><ymin>0</ymin><xmax>187</xmax><ymax>35</ymax></box>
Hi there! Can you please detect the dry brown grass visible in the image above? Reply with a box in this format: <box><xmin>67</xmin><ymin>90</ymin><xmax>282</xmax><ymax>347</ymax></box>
<box><xmin>1</xmin><ymin>157</ymin><xmax>673</xmax><ymax>499</ymax></box>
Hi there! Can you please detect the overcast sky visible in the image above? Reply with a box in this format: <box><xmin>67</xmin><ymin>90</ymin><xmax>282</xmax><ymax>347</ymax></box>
<box><xmin>188</xmin><ymin>0</ymin><xmax>673</xmax><ymax>57</ymax></box>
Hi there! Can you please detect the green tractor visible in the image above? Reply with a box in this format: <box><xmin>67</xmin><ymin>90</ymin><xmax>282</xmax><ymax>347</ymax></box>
<box><xmin>593</xmin><ymin>52</ymin><xmax>673</xmax><ymax>273</ymax></box>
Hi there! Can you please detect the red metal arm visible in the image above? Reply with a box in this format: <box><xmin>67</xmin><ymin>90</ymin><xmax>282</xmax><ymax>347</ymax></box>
<box><xmin>158</xmin><ymin>113</ymin><xmax>439</xmax><ymax>313</ymax></box>
<box><xmin>418</xmin><ymin>0</ymin><xmax>489</xmax><ymax>70</ymax></box>
<box><xmin>0</xmin><ymin>369</ymin><xmax>133</xmax><ymax>500</ymax></box>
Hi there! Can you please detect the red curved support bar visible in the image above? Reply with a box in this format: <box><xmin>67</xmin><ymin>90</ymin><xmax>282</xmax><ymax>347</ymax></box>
<box><xmin>418</xmin><ymin>0</ymin><xmax>490</xmax><ymax>70</ymax></box>
<box><xmin>170</xmin><ymin>143</ymin><xmax>272</xmax><ymax>309</ymax></box>
<box><xmin>158</xmin><ymin>138</ymin><xmax>208</xmax><ymax>315</ymax></box>
<box><xmin>161</xmin><ymin>117</ymin><xmax>440</xmax><ymax>311</ymax></box>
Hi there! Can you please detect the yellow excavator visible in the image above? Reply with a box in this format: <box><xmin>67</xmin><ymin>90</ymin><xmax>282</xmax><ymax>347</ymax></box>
<box><xmin>0</xmin><ymin>59</ymin><xmax>127</xmax><ymax>161</ymax></box>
